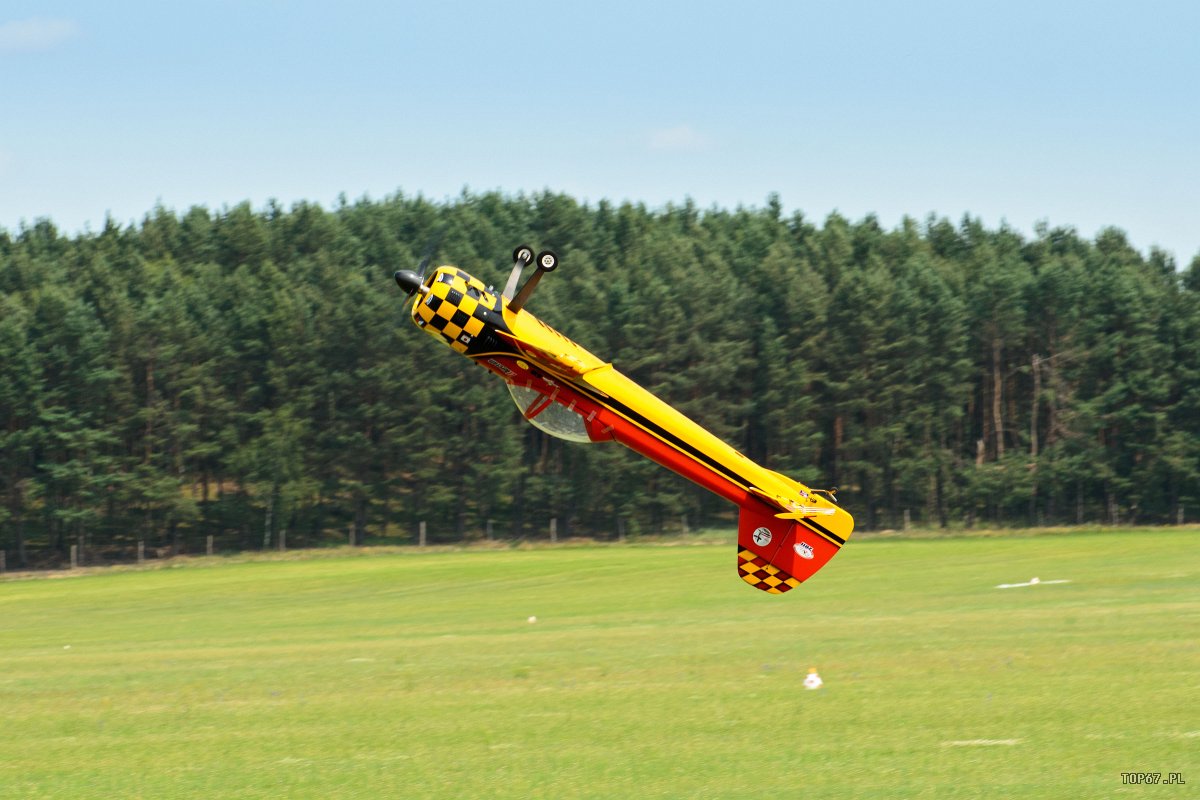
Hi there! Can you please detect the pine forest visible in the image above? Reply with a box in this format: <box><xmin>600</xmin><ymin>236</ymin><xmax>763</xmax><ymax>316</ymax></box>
<box><xmin>2</xmin><ymin>192</ymin><xmax>1198</xmax><ymax>567</ymax></box>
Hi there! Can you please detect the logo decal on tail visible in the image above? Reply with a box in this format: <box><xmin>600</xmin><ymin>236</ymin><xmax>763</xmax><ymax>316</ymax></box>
<box><xmin>794</xmin><ymin>541</ymin><xmax>814</xmax><ymax>559</ymax></box>
<box><xmin>751</xmin><ymin>527</ymin><xmax>772</xmax><ymax>546</ymax></box>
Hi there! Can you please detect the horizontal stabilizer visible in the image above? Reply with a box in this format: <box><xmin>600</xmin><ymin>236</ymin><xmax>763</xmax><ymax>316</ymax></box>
<box><xmin>748</xmin><ymin>486</ymin><xmax>835</xmax><ymax>518</ymax></box>
<box><xmin>775</xmin><ymin>506</ymin><xmax>837</xmax><ymax>518</ymax></box>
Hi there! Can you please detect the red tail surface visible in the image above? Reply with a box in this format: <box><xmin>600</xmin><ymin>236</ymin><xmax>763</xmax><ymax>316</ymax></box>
<box><xmin>736</xmin><ymin>503</ymin><xmax>841</xmax><ymax>593</ymax></box>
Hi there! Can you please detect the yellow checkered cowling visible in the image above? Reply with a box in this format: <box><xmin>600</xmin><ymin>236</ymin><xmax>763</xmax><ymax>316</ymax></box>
<box><xmin>737</xmin><ymin>549</ymin><xmax>801</xmax><ymax>594</ymax></box>
<box><xmin>413</xmin><ymin>268</ymin><xmax>498</xmax><ymax>353</ymax></box>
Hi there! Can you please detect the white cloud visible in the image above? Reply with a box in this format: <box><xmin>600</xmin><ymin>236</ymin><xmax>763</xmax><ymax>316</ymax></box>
<box><xmin>647</xmin><ymin>124</ymin><xmax>711</xmax><ymax>153</ymax></box>
<box><xmin>0</xmin><ymin>17</ymin><xmax>79</xmax><ymax>53</ymax></box>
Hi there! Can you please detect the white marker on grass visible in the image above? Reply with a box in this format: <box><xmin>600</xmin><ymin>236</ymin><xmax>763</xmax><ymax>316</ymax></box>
<box><xmin>996</xmin><ymin>578</ymin><xmax>1071</xmax><ymax>589</ymax></box>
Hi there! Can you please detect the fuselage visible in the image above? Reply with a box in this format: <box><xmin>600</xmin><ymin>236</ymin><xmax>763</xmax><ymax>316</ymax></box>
<box><xmin>407</xmin><ymin>264</ymin><xmax>854</xmax><ymax>589</ymax></box>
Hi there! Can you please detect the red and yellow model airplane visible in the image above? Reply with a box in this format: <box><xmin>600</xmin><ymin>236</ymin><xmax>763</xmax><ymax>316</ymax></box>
<box><xmin>394</xmin><ymin>246</ymin><xmax>854</xmax><ymax>593</ymax></box>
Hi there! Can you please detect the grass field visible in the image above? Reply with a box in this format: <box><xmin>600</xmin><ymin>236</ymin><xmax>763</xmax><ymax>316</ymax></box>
<box><xmin>1</xmin><ymin>529</ymin><xmax>1197</xmax><ymax>799</ymax></box>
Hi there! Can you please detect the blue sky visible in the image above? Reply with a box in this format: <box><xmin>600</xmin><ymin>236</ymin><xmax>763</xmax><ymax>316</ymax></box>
<box><xmin>2</xmin><ymin>0</ymin><xmax>1197</xmax><ymax>262</ymax></box>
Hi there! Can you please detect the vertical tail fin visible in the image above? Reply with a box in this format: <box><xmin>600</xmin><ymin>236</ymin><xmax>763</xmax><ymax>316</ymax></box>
<box><xmin>736</xmin><ymin>503</ymin><xmax>843</xmax><ymax>593</ymax></box>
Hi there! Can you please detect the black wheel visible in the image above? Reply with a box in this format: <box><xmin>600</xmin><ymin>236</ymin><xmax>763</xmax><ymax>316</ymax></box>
<box><xmin>513</xmin><ymin>245</ymin><xmax>535</xmax><ymax>266</ymax></box>
<box><xmin>536</xmin><ymin>250</ymin><xmax>559</xmax><ymax>272</ymax></box>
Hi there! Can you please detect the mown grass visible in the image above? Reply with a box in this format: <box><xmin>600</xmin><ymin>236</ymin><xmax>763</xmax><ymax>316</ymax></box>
<box><xmin>1</xmin><ymin>528</ymin><xmax>1197</xmax><ymax>799</ymax></box>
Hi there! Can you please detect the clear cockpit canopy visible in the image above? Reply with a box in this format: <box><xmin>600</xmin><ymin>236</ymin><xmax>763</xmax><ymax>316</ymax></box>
<box><xmin>507</xmin><ymin>384</ymin><xmax>593</xmax><ymax>443</ymax></box>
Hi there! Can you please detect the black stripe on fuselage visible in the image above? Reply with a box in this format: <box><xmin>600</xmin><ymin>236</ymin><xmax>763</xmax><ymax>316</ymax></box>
<box><xmin>790</xmin><ymin>515</ymin><xmax>844</xmax><ymax>546</ymax></box>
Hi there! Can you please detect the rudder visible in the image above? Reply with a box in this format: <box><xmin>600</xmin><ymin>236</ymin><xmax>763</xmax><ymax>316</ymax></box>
<box><xmin>736</xmin><ymin>503</ymin><xmax>841</xmax><ymax>593</ymax></box>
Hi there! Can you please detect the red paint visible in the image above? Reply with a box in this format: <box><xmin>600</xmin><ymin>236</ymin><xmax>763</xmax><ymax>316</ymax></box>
<box><xmin>735</xmin><ymin>504</ymin><xmax>838</xmax><ymax>585</ymax></box>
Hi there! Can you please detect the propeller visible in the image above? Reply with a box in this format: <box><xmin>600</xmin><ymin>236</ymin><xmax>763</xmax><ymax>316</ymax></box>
<box><xmin>394</xmin><ymin>226</ymin><xmax>447</xmax><ymax>296</ymax></box>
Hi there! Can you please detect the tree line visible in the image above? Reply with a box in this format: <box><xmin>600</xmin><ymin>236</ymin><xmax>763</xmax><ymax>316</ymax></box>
<box><xmin>1</xmin><ymin>191</ymin><xmax>1197</xmax><ymax>566</ymax></box>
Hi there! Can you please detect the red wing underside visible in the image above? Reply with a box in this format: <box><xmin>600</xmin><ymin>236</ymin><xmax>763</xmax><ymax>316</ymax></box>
<box><xmin>736</xmin><ymin>504</ymin><xmax>840</xmax><ymax>593</ymax></box>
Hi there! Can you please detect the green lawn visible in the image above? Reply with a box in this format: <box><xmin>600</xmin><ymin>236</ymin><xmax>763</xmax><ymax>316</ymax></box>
<box><xmin>1</xmin><ymin>529</ymin><xmax>1197</xmax><ymax>799</ymax></box>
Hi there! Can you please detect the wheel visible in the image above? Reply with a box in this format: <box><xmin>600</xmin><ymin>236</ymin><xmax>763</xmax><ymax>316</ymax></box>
<box><xmin>513</xmin><ymin>245</ymin><xmax>535</xmax><ymax>266</ymax></box>
<box><xmin>536</xmin><ymin>250</ymin><xmax>558</xmax><ymax>272</ymax></box>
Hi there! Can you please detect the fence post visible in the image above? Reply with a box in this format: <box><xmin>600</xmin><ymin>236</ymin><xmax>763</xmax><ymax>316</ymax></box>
<box><xmin>206</xmin><ymin>535</ymin><xmax>214</xmax><ymax>556</ymax></box>
<box><xmin>278</xmin><ymin>529</ymin><xmax>286</xmax><ymax>552</ymax></box>
<box><xmin>903</xmin><ymin>509</ymin><xmax>911</xmax><ymax>532</ymax></box>
<box><xmin>550</xmin><ymin>517</ymin><xmax>558</xmax><ymax>544</ymax></box>
<box><xmin>0</xmin><ymin>550</ymin><xmax>6</xmax><ymax>574</ymax></box>
<box><xmin>486</xmin><ymin>519</ymin><xmax>494</xmax><ymax>541</ymax></box>
<box><xmin>137</xmin><ymin>540</ymin><xmax>145</xmax><ymax>565</ymax></box>
<box><xmin>70</xmin><ymin>544</ymin><xmax>78</xmax><ymax>570</ymax></box>
<box><xmin>419</xmin><ymin>520</ymin><xmax>427</xmax><ymax>548</ymax></box>
<box><xmin>348</xmin><ymin>526</ymin><xmax>354</xmax><ymax>547</ymax></box>
<box><xmin>681</xmin><ymin>514</ymin><xmax>689</xmax><ymax>535</ymax></box>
